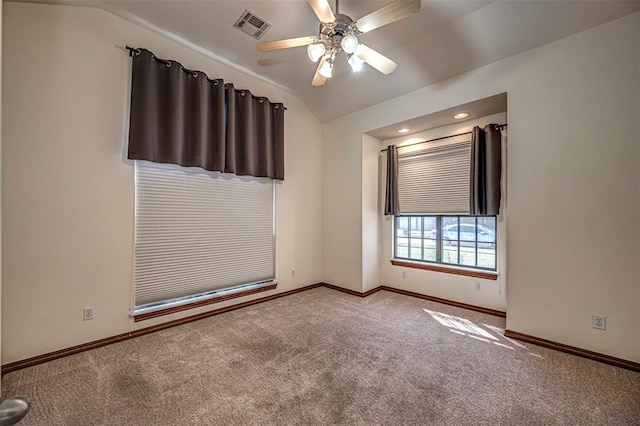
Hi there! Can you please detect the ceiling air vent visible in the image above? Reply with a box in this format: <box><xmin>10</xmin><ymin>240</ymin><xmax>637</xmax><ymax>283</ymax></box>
<box><xmin>233</xmin><ymin>10</ymin><xmax>271</xmax><ymax>40</ymax></box>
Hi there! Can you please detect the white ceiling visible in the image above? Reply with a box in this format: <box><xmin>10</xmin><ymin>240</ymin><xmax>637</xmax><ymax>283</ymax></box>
<box><xmin>17</xmin><ymin>1</ymin><xmax>640</xmax><ymax>123</ymax></box>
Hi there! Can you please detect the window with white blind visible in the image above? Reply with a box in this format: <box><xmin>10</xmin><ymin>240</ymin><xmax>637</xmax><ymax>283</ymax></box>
<box><xmin>397</xmin><ymin>135</ymin><xmax>471</xmax><ymax>214</ymax></box>
<box><xmin>393</xmin><ymin>135</ymin><xmax>497</xmax><ymax>271</ymax></box>
<box><xmin>133</xmin><ymin>160</ymin><xmax>275</xmax><ymax>315</ymax></box>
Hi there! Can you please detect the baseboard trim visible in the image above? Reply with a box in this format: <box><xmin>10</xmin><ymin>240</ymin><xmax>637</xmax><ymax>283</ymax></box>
<box><xmin>10</xmin><ymin>283</ymin><xmax>634</xmax><ymax>375</ymax></box>
<box><xmin>504</xmin><ymin>330</ymin><xmax>640</xmax><ymax>373</ymax></box>
<box><xmin>380</xmin><ymin>286</ymin><xmax>507</xmax><ymax>318</ymax></box>
<box><xmin>321</xmin><ymin>282</ymin><xmax>383</xmax><ymax>297</ymax></box>
<box><xmin>1</xmin><ymin>283</ymin><xmax>322</xmax><ymax>375</ymax></box>
<box><xmin>319</xmin><ymin>283</ymin><xmax>506</xmax><ymax>317</ymax></box>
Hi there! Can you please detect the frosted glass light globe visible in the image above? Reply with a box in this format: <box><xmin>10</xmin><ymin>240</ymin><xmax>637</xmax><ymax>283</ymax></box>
<box><xmin>348</xmin><ymin>53</ymin><xmax>364</xmax><ymax>72</ymax></box>
<box><xmin>319</xmin><ymin>60</ymin><xmax>333</xmax><ymax>78</ymax></box>
<box><xmin>307</xmin><ymin>43</ymin><xmax>326</xmax><ymax>63</ymax></box>
<box><xmin>341</xmin><ymin>33</ymin><xmax>359</xmax><ymax>54</ymax></box>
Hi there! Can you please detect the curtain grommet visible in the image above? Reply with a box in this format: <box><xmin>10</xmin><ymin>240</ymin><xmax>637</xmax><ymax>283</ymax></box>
<box><xmin>180</xmin><ymin>67</ymin><xmax>198</xmax><ymax>78</ymax></box>
<box><xmin>152</xmin><ymin>55</ymin><xmax>171</xmax><ymax>68</ymax></box>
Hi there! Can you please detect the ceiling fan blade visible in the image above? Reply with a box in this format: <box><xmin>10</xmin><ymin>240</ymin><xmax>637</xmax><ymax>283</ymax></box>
<box><xmin>257</xmin><ymin>36</ymin><xmax>318</xmax><ymax>52</ymax></box>
<box><xmin>355</xmin><ymin>44</ymin><xmax>398</xmax><ymax>75</ymax></box>
<box><xmin>311</xmin><ymin>57</ymin><xmax>328</xmax><ymax>86</ymax></box>
<box><xmin>353</xmin><ymin>0</ymin><xmax>421</xmax><ymax>33</ymax></box>
<box><xmin>307</xmin><ymin>0</ymin><xmax>336</xmax><ymax>23</ymax></box>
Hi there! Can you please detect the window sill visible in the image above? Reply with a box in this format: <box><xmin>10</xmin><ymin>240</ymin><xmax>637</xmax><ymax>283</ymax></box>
<box><xmin>132</xmin><ymin>282</ymin><xmax>278</xmax><ymax>322</ymax></box>
<box><xmin>390</xmin><ymin>259</ymin><xmax>498</xmax><ymax>280</ymax></box>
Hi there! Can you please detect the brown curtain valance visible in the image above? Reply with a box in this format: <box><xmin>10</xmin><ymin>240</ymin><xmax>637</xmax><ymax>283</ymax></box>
<box><xmin>128</xmin><ymin>48</ymin><xmax>285</xmax><ymax>180</ymax></box>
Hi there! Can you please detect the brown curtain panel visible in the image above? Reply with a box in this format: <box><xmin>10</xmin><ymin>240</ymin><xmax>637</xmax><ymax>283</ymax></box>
<box><xmin>470</xmin><ymin>124</ymin><xmax>502</xmax><ymax>215</ymax></box>
<box><xmin>384</xmin><ymin>144</ymin><xmax>400</xmax><ymax>216</ymax></box>
<box><xmin>225</xmin><ymin>84</ymin><xmax>285</xmax><ymax>180</ymax></box>
<box><xmin>128</xmin><ymin>48</ymin><xmax>285</xmax><ymax>180</ymax></box>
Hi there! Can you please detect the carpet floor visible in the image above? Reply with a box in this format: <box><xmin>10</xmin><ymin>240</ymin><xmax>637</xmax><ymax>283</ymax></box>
<box><xmin>3</xmin><ymin>287</ymin><xmax>639</xmax><ymax>425</ymax></box>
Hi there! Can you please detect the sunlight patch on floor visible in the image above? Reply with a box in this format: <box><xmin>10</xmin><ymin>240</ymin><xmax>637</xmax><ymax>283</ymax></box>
<box><xmin>492</xmin><ymin>341</ymin><xmax>514</xmax><ymax>350</ymax></box>
<box><xmin>423</xmin><ymin>308</ymin><xmax>522</xmax><ymax>351</ymax></box>
<box><xmin>483</xmin><ymin>324</ymin><xmax>505</xmax><ymax>333</ymax></box>
<box><xmin>502</xmin><ymin>336</ymin><xmax>528</xmax><ymax>349</ymax></box>
<box><xmin>424</xmin><ymin>309</ymin><xmax>497</xmax><ymax>340</ymax></box>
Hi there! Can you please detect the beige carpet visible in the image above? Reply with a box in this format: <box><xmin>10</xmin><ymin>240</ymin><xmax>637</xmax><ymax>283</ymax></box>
<box><xmin>3</xmin><ymin>287</ymin><xmax>639</xmax><ymax>425</ymax></box>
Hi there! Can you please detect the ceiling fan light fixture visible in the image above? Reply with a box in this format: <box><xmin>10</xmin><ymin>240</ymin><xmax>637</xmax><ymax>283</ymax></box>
<box><xmin>307</xmin><ymin>43</ymin><xmax>326</xmax><ymax>63</ymax></box>
<box><xmin>319</xmin><ymin>57</ymin><xmax>333</xmax><ymax>78</ymax></box>
<box><xmin>341</xmin><ymin>33</ymin><xmax>359</xmax><ymax>54</ymax></box>
<box><xmin>256</xmin><ymin>0</ymin><xmax>417</xmax><ymax>86</ymax></box>
<box><xmin>348</xmin><ymin>53</ymin><xmax>364</xmax><ymax>72</ymax></box>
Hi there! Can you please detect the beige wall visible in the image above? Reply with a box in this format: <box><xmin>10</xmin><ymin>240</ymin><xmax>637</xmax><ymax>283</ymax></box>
<box><xmin>379</xmin><ymin>113</ymin><xmax>508</xmax><ymax>312</ymax></box>
<box><xmin>2</xmin><ymin>2</ymin><xmax>323</xmax><ymax>364</ymax></box>
<box><xmin>321</xmin><ymin>115</ymin><xmax>364</xmax><ymax>291</ymax></box>
<box><xmin>362</xmin><ymin>134</ymin><xmax>381</xmax><ymax>293</ymax></box>
<box><xmin>322</xmin><ymin>12</ymin><xmax>640</xmax><ymax>362</ymax></box>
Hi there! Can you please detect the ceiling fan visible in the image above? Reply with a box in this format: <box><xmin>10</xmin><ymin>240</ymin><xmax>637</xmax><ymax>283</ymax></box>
<box><xmin>257</xmin><ymin>0</ymin><xmax>421</xmax><ymax>86</ymax></box>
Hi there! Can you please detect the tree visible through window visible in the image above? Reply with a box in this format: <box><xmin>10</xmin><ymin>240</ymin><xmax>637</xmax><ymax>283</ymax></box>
<box><xmin>394</xmin><ymin>216</ymin><xmax>496</xmax><ymax>270</ymax></box>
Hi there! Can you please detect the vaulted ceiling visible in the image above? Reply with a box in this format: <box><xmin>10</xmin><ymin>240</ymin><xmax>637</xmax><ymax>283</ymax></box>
<box><xmin>17</xmin><ymin>0</ymin><xmax>640</xmax><ymax>122</ymax></box>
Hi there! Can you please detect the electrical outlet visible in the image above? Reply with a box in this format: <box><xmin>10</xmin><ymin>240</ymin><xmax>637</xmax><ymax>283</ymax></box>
<box><xmin>475</xmin><ymin>282</ymin><xmax>482</xmax><ymax>291</ymax></box>
<box><xmin>290</xmin><ymin>269</ymin><xmax>296</xmax><ymax>278</ymax></box>
<box><xmin>401</xmin><ymin>271</ymin><xmax>408</xmax><ymax>278</ymax></box>
<box><xmin>83</xmin><ymin>306</ymin><xmax>94</xmax><ymax>321</ymax></box>
<box><xmin>592</xmin><ymin>315</ymin><xmax>606</xmax><ymax>330</ymax></box>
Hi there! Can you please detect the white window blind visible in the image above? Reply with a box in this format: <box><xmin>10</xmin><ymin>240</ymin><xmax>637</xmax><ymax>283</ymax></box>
<box><xmin>397</xmin><ymin>136</ymin><xmax>471</xmax><ymax>214</ymax></box>
<box><xmin>134</xmin><ymin>161</ymin><xmax>274</xmax><ymax>312</ymax></box>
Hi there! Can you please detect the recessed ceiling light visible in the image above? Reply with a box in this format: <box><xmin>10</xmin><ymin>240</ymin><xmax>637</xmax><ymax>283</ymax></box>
<box><xmin>454</xmin><ymin>112</ymin><xmax>468</xmax><ymax>119</ymax></box>
<box><xmin>398</xmin><ymin>128</ymin><xmax>410</xmax><ymax>133</ymax></box>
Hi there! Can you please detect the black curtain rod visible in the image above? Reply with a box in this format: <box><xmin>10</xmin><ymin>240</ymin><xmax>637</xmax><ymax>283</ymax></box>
<box><xmin>380</xmin><ymin>123</ymin><xmax>507</xmax><ymax>153</ymax></box>
<box><xmin>124</xmin><ymin>46</ymin><xmax>287</xmax><ymax>110</ymax></box>
<box><xmin>126</xmin><ymin>45</ymin><xmax>140</xmax><ymax>57</ymax></box>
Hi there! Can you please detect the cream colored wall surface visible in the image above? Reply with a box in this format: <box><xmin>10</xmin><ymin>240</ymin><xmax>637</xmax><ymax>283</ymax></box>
<box><xmin>2</xmin><ymin>2</ymin><xmax>323</xmax><ymax>364</ymax></box>
<box><xmin>322</xmin><ymin>12</ymin><xmax>640</xmax><ymax>362</ymax></box>
<box><xmin>361</xmin><ymin>134</ymin><xmax>381</xmax><ymax>292</ymax></box>
<box><xmin>380</xmin><ymin>113</ymin><xmax>507</xmax><ymax>312</ymax></box>
<box><xmin>321</xmin><ymin>115</ymin><xmax>364</xmax><ymax>291</ymax></box>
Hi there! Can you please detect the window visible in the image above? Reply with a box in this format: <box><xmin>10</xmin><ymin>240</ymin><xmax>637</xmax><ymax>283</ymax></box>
<box><xmin>133</xmin><ymin>161</ymin><xmax>275</xmax><ymax>316</ymax></box>
<box><xmin>391</xmin><ymin>132</ymin><xmax>500</xmax><ymax>272</ymax></box>
<box><xmin>394</xmin><ymin>216</ymin><xmax>496</xmax><ymax>270</ymax></box>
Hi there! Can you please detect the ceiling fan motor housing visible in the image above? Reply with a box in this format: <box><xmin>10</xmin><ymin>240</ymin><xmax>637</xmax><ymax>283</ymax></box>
<box><xmin>319</xmin><ymin>14</ymin><xmax>357</xmax><ymax>52</ymax></box>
